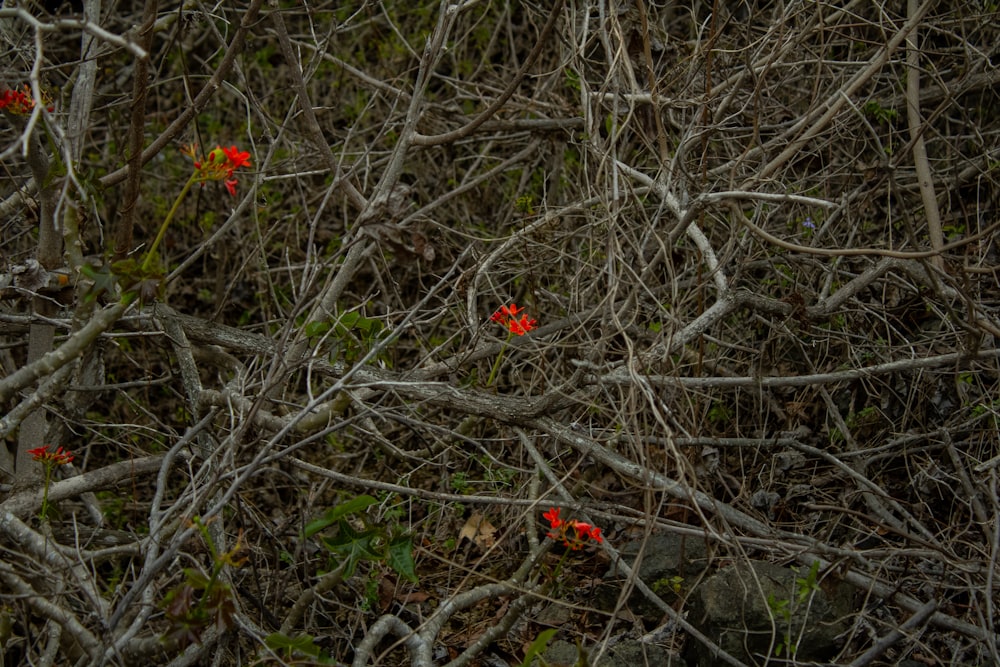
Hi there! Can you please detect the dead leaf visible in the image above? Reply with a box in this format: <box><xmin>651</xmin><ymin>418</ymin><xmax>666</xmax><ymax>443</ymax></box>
<box><xmin>378</xmin><ymin>576</ymin><xmax>396</xmax><ymax>613</ymax></box>
<box><xmin>411</xmin><ymin>230</ymin><xmax>435</xmax><ymax>262</ymax></box>
<box><xmin>458</xmin><ymin>512</ymin><xmax>497</xmax><ymax>550</ymax></box>
<box><xmin>396</xmin><ymin>590</ymin><xmax>430</xmax><ymax>605</ymax></box>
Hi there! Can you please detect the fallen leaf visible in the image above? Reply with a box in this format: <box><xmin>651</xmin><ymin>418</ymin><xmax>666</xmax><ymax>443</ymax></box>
<box><xmin>396</xmin><ymin>590</ymin><xmax>430</xmax><ymax>605</ymax></box>
<box><xmin>458</xmin><ymin>512</ymin><xmax>497</xmax><ymax>550</ymax></box>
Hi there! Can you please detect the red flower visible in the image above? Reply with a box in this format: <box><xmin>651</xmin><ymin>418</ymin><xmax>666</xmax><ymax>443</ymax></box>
<box><xmin>0</xmin><ymin>85</ymin><xmax>36</xmax><ymax>115</ymax></box>
<box><xmin>573</xmin><ymin>522</ymin><xmax>602</xmax><ymax>543</ymax></box>
<box><xmin>543</xmin><ymin>507</ymin><xmax>602</xmax><ymax>550</ymax></box>
<box><xmin>508</xmin><ymin>315</ymin><xmax>537</xmax><ymax>336</ymax></box>
<box><xmin>490</xmin><ymin>303</ymin><xmax>537</xmax><ymax>336</ymax></box>
<box><xmin>28</xmin><ymin>445</ymin><xmax>74</xmax><ymax>466</ymax></box>
<box><xmin>185</xmin><ymin>143</ymin><xmax>252</xmax><ymax>196</ymax></box>
<box><xmin>490</xmin><ymin>303</ymin><xmax>523</xmax><ymax>323</ymax></box>
<box><xmin>222</xmin><ymin>145</ymin><xmax>251</xmax><ymax>170</ymax></box>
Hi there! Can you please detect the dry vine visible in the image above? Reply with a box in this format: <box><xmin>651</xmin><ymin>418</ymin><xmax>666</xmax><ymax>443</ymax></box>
<box><xmin>1</xmin><ymin>1</ymin><xmax>999</xmax><ymax>666</ymax></box>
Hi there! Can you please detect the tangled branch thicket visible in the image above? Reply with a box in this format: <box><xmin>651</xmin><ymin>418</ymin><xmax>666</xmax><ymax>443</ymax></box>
<box><xmin>2</xmin><ymin>1</ymin><xmax>999</xmax><ymax>665</ymax></box>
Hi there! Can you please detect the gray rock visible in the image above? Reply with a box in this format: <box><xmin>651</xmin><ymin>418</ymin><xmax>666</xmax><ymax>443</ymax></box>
<box><xmin>539</xmin><ymin>639</ymin><xmax>686</xmax><ymax>667</ymax></box>
<box><xmin>684</xmin><ymin>560</ymin><xmax>852</xmax><ymax>667</ymax></box>
<box><xmin>538</xmin><ymin>639</ymin><xmax>585</xmax><ymax>666</ymax></box>
<box><xmin>597</xmin><ymin>533</ymin><xmax>711</xmax><ymax>621</ymax></box>
<box><xmin>612</xmin><ymin>533</ymin><xmax>712</xmax><ymax>580</ymax></box>
<box><xmin>598</xmin><ymin>640</ymin><xmax>686</xmax><ymax>667</ymax></box>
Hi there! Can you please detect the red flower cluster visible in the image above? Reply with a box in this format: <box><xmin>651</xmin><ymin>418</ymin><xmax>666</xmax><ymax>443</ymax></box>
<box><xmin>27</xmin><ymin>445</ymin><xmax>74</xmax><ymax>466</ymax></box>
<box><xmin>543</xmin><ymin>507</ymin><xmax>602</xmax><ymax>550</ymax></box>
<box><xmin>183</xmin><ymin>144</ymin><xmax>252</xmax><ymax>196</ymax></box>
<box><xmin>490</xmin><ymin>303</ymin><xmax>537</xmax><ymax>336</ymax></box>
<box><xmin>0</xmin><ymin>85</ymin><xmax>39</xmax><ymax>115</ymax></box>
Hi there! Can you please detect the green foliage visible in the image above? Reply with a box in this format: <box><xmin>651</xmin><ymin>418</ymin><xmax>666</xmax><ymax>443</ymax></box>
<box><xmin>305</xmin><ymin>309</ymin><xmax>388</xmax><ymax>364</ymax></box>
<box><xmin>970</xmin><ymin>401</ymin><xmax>1000</xmax><ymax>431</ymax></box>
<box><xmin>707</xmin><ymin>400</ymin><xmax>731</xmax><ymax>425</ymax></box>
<box><xmin>520</xmin><ymin>628</ymin><xmax>557</xmax><ymax>667</ymax></box>
<box><xmin>450</xmin><ymin>471</ymin><xmax>470</xmax><ymax>493</ymax></box>
<box><xmin>480</xmin><ymin>457</ymin><xmax>517</xmax><ymax>488</ymax></box>
<box><xmin>845</xmin><ymin>406</ymin><xmax>878</xmax><ymax>429</ymax></box>
<box><xmin>652</xmin><ymin>575</ymin><xmax>684</xmax><ymax>595</ymax></box>
<box><xmin>515</xmin><ymin>194</ymin><xmax>536</xmax><ymax>215</ymax></box>
<box><xmin>360</xmin><ymin>568</ymin><xmax>381</xmax><ymax>612</ymax></box>
<box><xmin>79</xmin><ymin>261</ymin><xmax>118</xmax><ymax>302</ymax></box>
<box><xmin>794</xmin><ymin>560</ymin><xmax>821</xmax><ymax>603</ymax></box>
<box><xmin>160</xmin><ymin>518</ymin><xmax>243</xmax><ymax>648</ymax></box>
<box><xmin>942</xmin><ymin>221</ymin><xmax>965</xmax><ymax>241</ymax></box>
<box><xmin>767</xmin><ymin>593</ymin><xmax>796</xmax><ymax>657</ymax></box>
<box><xmin>766</xmin><ymin>561</ymin><xmax>822</xmax><ymax>658</ymax></box>
<box><xmin>197</xmin><ymin>209</ymin><xmax>217</xmax><ymax>233</ymax></box>
<box><xmin>824</xmin><ymin>314</ymin><xmax>847</xmax><ymax>331</ymax></box>
<box><xmin>379</xmin><ymin>493</ymin><xmax>406</xmax><ymax>523</ymax></box>
<box><xmin>79</xmin><ymin>258</ymin><xmax>162</xmax><ymax>305</ymax></box>
<box><xmin>161</xmin><ymin>569</ymin><xmax>237</xmax><ymax>648</ymax></box>
<box><xmin>252</xmin><ymin>43</ymin><xmax>278</xmax><ymax>70</ymax></box>
<box><xmin>303</xmin><ymin>494</ymin><xmax>379</xmax><ymax>537</ymax></box>
<box><xmin>320</xmin><ymin>520</ymin><xmax>385</xmax><ymax>579</ymax></box>
<box><xmin>563</xmin><ymin>68</ymin><xmax>581</xmax><ymax>93</ymax></box>
<box><xmin>306</xmin><ymin>495</ymin><xmax>419</xmax><ymax>584</ymax></box>
<box><xmin>760</xmin><ymin>263</ymin><xmax>796</xmax><ymax>289</ymax></box>
<box><xmin>385</xmin><ymin>535</ymin><xmax>418</xmax><ymax>581</ymax></box>
<box><xmin>264</xmin><ymin>632</ymin><xmax>335</xmax><ymax>664</ymax></box>
<box><xmin>863</xmin><ymin>100</ymin><xmax>897</xmax><ymax>124</ymax></box>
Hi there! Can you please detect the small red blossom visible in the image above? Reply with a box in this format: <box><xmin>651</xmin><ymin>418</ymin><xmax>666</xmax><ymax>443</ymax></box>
<box><xmin>0</xmin><ymin>85</ymin><xmax>39</xmax><ymax>115</ymax></box>
<box><xmin>543</xmin><ymin>507</ymin><xmax>563</xmax><ymax>529</ymax></box>
<box><xmin>507</xmin><ymin>315</ymin><xmax>537</xmax><ymax>336</ymax></box>
<box><xmin>491</xmin><ymin>303</ymin><xmax>523</xmax><ymax>323</ymax></box>
<box><xmin>28</xmin><ymin>445</ymin><xmax>74</xmax><ymax>466</ymax></box>
<box><xmin>573</xmin><ymin>522</ymin><xmax>601</xmax><ymax>543</ymax></box>
<box><xmin>221</xmin><ymin>145</ymin><xmax>251</xmax><ymax>169</ymax></box>
<box><xmin>184</xmin><ymin>143</ymin><xmax>252</xmax><ymax>196</ymax></box>
<box><xmin>490</xmin><ymin>303</ymin><xmax>537</xmax><ymax>336</ymax></box>
<box><xmin>543</xmin><ymin>507</ymin><xmax>602</xmax><ymax>550</ymax></box>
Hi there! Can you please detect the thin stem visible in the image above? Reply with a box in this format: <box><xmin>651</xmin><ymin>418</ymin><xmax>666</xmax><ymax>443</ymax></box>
<box><xmin>140</xmin><ymin>173</ymin><xmax>198</xmax><ymax>273</ymax></box>
<box><xmin>485</xmin><ymin>333</ymin><xmax>513</xmax><ymax>387</ymax></box>
<box><xmin>39</xmin><ymin>465</ymin><xmax>52</xmax><ymax>520</ymax></box>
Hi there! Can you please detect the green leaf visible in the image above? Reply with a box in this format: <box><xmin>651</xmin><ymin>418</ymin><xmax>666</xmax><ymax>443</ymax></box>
<box><xmin>386</xmin><ymin>535</ymin><xmax>418</xmax><ymax>583</ymax></box>
<box><xmin>80</xmin><ymin>261</ymin><xmax>117</xmax><ymax>301</ymax></box>
<box><xmin>182</xmin><ymin>568</ymin><xmax>210</xmax><ymax>589</ymax></box>
<box><xmin>795</xmin><ymin>560</ymin><xmax>821</xmax><ymax>602</ymax></box>
<box><xmin>336</xmin><ymin>311</ymin><xmax>383</xmax><ymax>336</ymax></box>
<box><xmin>303</xmin><ymin>495</ymin><xmax>378</xmax><ymax>538</ymax></box>
<box><xmin>338</xmin><ymin>311</ymin><xmax>360</xmax><ymax>330</ymax></box>
<box><xmin>265</xmin><ymin>632</ymin><xmax>322</xmax><ymax>658</ymax></box>
<box><xmin>520</xmin><ymin>628</ymin><xmax>558</xmax><ymax>667</ymax></box>
<box><xmin>319</xmin><ymin>520</ymin><xmax>383</xmax><ymax>578</ymax></box>
<box><xmin>355</xmin><ymin>316</ymin><xmax>382</xmax><ymax>335</ymax></box>
<box><xmin>305</xmin><ymin>321</ymin><xmax>331</xmax><ymax>338</ymax></box>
